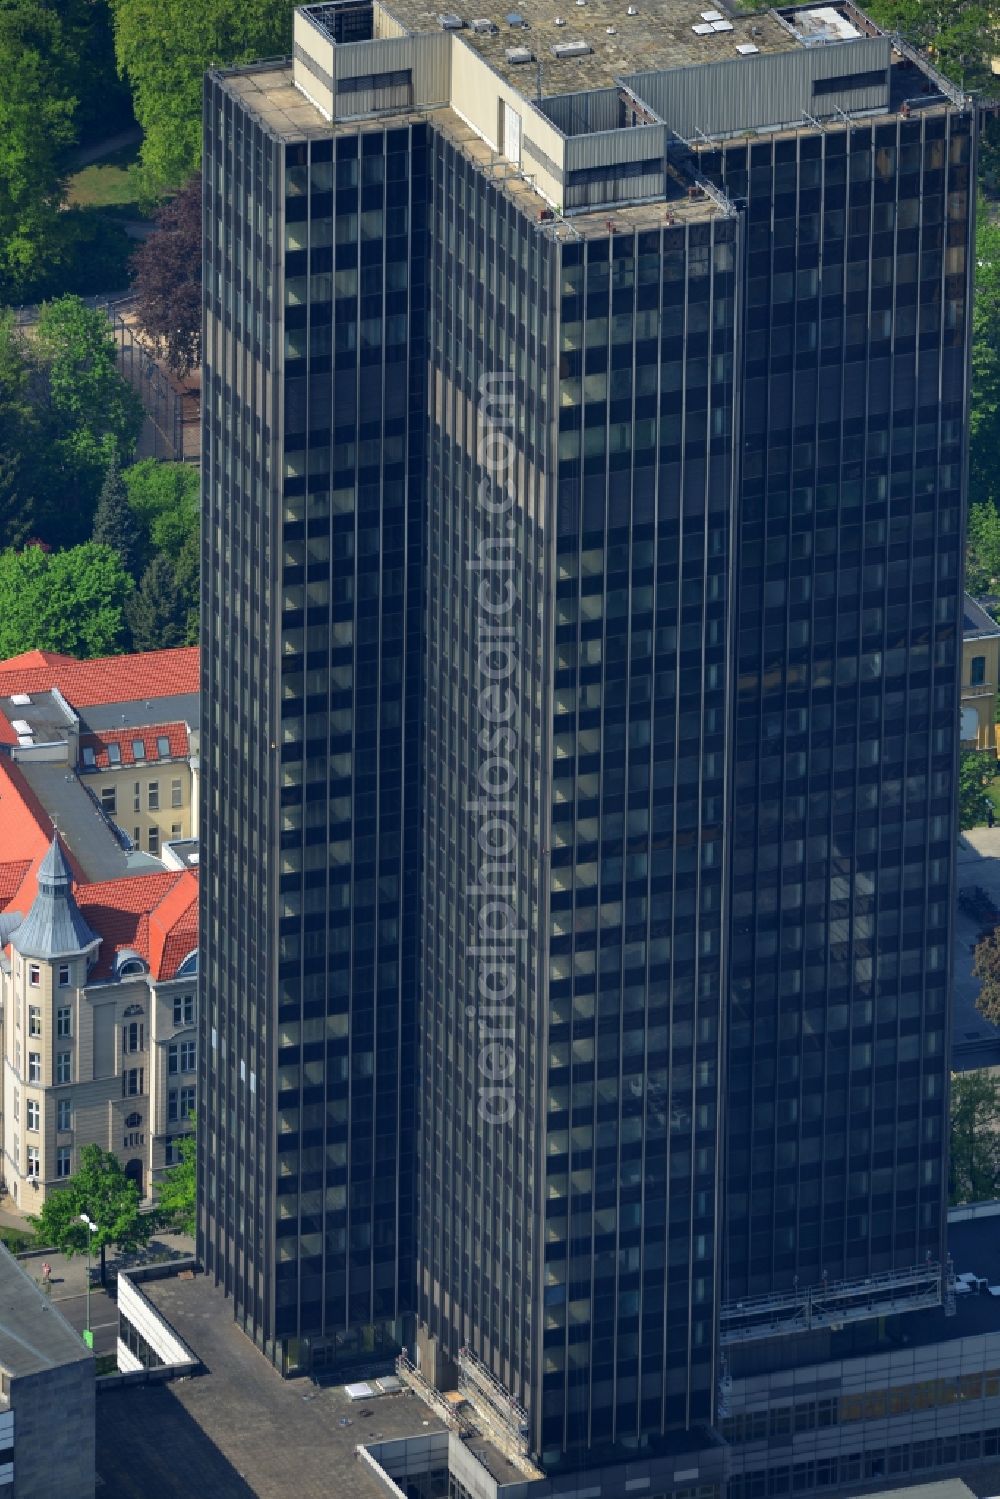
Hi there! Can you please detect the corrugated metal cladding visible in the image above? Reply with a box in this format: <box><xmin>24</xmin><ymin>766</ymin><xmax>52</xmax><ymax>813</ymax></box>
<box><xmin>374</xmin><ymin>1</ymin><xmax>408</xmax><ymax>39</ymax></box>
<box><xmin>565</xmin><ymin>120</ymin><xmax>667</xmax><ymax>173</ymax></box>
<box><xmin>541</xmin><ymin>87</ymin><xmax>621</xmax><ymax>136</ymax></box>
<box><xmin>625</xmin><ymin>35</ymin><xmax>890</xmax><ymax>139</ymax></box>
<box><xmin>333</xmin><ymin>31</ymin><xmax>452</xmax><ymax>103</ymax></box>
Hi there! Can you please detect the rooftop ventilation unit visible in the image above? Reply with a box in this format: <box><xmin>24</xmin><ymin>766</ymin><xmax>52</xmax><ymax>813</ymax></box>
<box><xmin>606</xmin><ymin>23</ymin><xmax>616</xmax><ymax>31</ymax></box>
<box><xmin>438</xmin><ymin>12</ymin><xmax>463</xmax><ymax>25</ymax></box>
<box><xmin>735</xmin><ymin>40</ymin><xmax>758</xmax><ymax>53</ymax></box>
<box><xmin>554</xmin><ymin>14</ymin><xmax>566</xmax><ymax>23</ymax></box>
<box><xmin>551</xmin><ymin>38</ymin><xmax>591</xmax><ymax>56</ymax></box>
<box><xmin>692</xmin><ymin>22</ymin><xmax>714</xmax><ymax>33</ymax></box>
<box><xmin>470</xmin><ymin>17</ymin><xmax>497</xmax><ymax>31</ymax></box>
<box><xmin>506</xmin><ymin>44</ymin><xmax>533</xmax><ymax>59</ymax></box>
<box><xmin>626</xmin><ymin>5</ymin><xmax>638</xmax><ymax>13</ymax></box>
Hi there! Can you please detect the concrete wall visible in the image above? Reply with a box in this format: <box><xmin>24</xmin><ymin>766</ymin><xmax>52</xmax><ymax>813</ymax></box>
<box><xmin>117</xmin><ymin>1273</ymin><xmax>197</xmax><ymax>1368</ymax></box>
<box><xmin>10</xmin><ymin>1357</ymin><xmax>95</xmax><ymax>1499</ymax></box>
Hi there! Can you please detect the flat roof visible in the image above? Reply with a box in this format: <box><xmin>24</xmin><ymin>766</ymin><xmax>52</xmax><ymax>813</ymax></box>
<box><xmin>15</xmin><ymin>761</ymin><xmax>163</xmax><ymax>883</ymax></box>
<box><xmin>0</xmin><ymin>690</ymin><xmax>75</xmax><ymax>747</ymax></box>
<box><xmin>380</xmin><ymin>0</ymin><xmax>800</xmax><ymax>93</ymax></box>
<box><xmin>218</xmin><ymin>65</ymin><xmax>724</xmax><ymax>227</ymax></box>
<box><xmin>97</xmin><ymin>1271</ymin><xmax>447</xmax><ymax>1499</ymax></box>
<box><xmin>80</xmin><ymin>693</ymin><xmax>200</xmax><ymax>734</ymax></box>
<box><xmin>0</xmin><ymin>1241</ymin><xmax>92</xmax><ymax>1379</ymax></box>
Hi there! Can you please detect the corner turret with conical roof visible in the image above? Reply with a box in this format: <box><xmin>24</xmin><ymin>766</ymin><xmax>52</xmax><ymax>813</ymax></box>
<box><xmin>10</xmin><ymin>836</ymin><xmax>99</xmax><ymax>960</ymax></box>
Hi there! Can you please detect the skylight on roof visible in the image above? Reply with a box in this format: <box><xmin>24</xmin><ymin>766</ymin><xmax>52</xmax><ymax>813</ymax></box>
<box><xmin>107</xmin><ymin>743</ymin><xmax>121</xmax><ymax>765</ymax></box>
<box><xmin>157</xmin><ymin>735</ymin><xmax>171</xmax><ymax>757</ymax></box>
<box><xmin>10</xmin><ymin>719</ymin><xmax>31</xmax><ymax>735</ymax></box>
<box><xmin>712</xmin><ymin>20</ymin><xmax>733</xmax><ymax>31</ymax></box>
<box><xmin>692</xmin><ymin>22</ymin><xmax>714</xmax><ymax>34</ymax></box>
<box><xmin>9</xmin><ymin>694</ymin><xmax>30</xmax><ymax>706</ymax></box>
<box><xmin>700</xmin><ymin>10</ymin><xmax>723</xmax><ymax>19</ymax></box>
<box><xmin>736</xmin><ymin>40</ymin><xmax>759</xmax><ymax>52</ymax></box>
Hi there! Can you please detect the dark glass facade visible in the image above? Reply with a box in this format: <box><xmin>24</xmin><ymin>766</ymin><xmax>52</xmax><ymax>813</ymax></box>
<box><xmin>699</xmin><ymin>111</ymin><xmax>972</xmax><ymax>1306</ymax></box>
<box><xmin>199</xmin><ymin>73</ymin><xmax>427</xmax><ymax>1369</ymax></box>
<box><xmin>201</xmin><ymin>26</ymin><xmax>973</xmax><ymax>1490</ymax></box>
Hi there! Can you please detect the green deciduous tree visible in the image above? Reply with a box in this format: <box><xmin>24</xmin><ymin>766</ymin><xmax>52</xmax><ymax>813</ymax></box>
<box><xmin>156</xmin><ymin>1129</ymin><xmax>196</xmax><ymax>1235</ymax></box>
<box><xmin>966</xmin><ymin>501</ymin><xmax>1000</xmax><ymax>596</ymax></box>
<box><xmin>125</xmin><ymin>553</ymin><xmax>189</xmax><ymax>651</ymax></box>
<box><xmin>0</xmin><ymin>1</ymin><xmax>78</xmax><ymax>301</ymax></box>
<box><xmin>0</xmin><ymin>311</ymin><xmax>45</xmax><ymax>548</ymax></box>
<box><xmin>92</xmin><ymin>456</ymin><xmax>143</xmax><ymax>578</ymax></box>
<box><xmin>950</xmin><ymin>1071</ymin><xmax>1000</xmax><ymax>1205</ymax></box>
<box><xmin>974</xmin><ymin>929</ymin><xmax>1000</xmax><ymax>1026</ymax></box>
<box><xmin>123</xmin><ymin>458</ymin><xmax>199</xmax><ymax>562</ymax></box>
<box><xmin>29</xmin><ymin>1144</ymin><xmax>152</xmax><ymax>1286</ymax></box>
<box><xmin>33</xmin><ymin>296</ymin><xmax>144</xmax><ymax>540</ymax></box>
<box><xmin>971</xmin><ymin>212</ymin><xmax>1000</xmax><ymax>514</ymax></box>
<box><xmin>0</xmin><ymin>542</ymin><xmax>134</xmax><ymax>659</ymax></box>
<box><xmin>959</xmin><ymin>749</ymin><xmax>995</xmax><ymax>831</ymax></box>
<box><xmin>863</xmin><ymin>0</ymin><xmax>1000</xmax><ymax>90</ymax></box>
<box><xmin>110</xmin><ymin>0</ymin><xmax>296</xmax><ymax>195</ymax></box>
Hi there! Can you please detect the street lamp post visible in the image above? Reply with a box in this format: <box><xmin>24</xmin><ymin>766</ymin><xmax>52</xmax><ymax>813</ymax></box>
<box><xmin>79</xmin><ymin>1214</ymin><xmax>98</xmax><ymax>1350</ymax></box>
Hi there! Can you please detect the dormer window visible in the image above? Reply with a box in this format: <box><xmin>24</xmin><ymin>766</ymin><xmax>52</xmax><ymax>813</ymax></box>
<box><xmin>132</xmin><ymin>739</ymin><xmax>146</xmax><ymax>761</ymax></box>
<box><xmin>157</xmin><ymin>736</ymin><xmax>171</xmax><ymax>757</ymax></box>
<box><xmin>107</xmin><ymin>743</ymin><xmax>121</xmax><ymax>765</ymax></box>
<box><xmin>119</xmin><ymin>960</ymin><xmax>145</xmax><ymax>978</ymax></box>
<box><xmin>82</xmin><ymin>746</ymin><xmax>96</xmax><ymax>769</ymax></box>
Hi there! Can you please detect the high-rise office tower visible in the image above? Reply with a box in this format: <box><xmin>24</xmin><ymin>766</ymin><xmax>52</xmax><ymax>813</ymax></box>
<box><xmin>201</xmin><ymin>0</ymin><xmax>973</xmax><ymax>1485</ymax></box>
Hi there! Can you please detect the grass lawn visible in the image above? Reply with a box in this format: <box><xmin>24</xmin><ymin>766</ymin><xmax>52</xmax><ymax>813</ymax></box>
<box><xmin>65</xmin><ymin>142</ymin><xmax>144</xmax><ymax>214</ymax></box>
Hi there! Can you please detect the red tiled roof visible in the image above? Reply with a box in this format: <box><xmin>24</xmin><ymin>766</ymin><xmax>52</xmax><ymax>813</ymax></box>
<box><xmin>0</xmin><ymin>759</ymin><xmax>198</xmax><ymax>977</ymax></box>
<box><xmin>0</xmin><ymin>650</ymin><xmax>75</xmax><ymax>669</ymax></box>
<box><xmin>0</xmin><ymin>860</ymin><xmax>31</xmax><ymax>907</ymax></box>
<box><xmin>0</xmin><ymin>759</ymin><xmax>73</xmax><ymax>913</ymax></box>
<box><xmin>78</xmin><ymin>722</ymin><xmax>191</xmax><ymax>770</ymax></box>
<box><xmin>0</xmin><ymin>646</ymin><xmax>198</xmax><ymax>708</ymax></box>
<box><xmin>76</xmin><ymin>870</ymin><xmax>199</xmax><ymax>982</ymax></box>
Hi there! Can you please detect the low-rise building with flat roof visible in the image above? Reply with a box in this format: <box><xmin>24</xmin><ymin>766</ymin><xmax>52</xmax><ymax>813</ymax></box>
<box><xmin>0</xmin><ymin>1239</ymin><xmax>94</xmax><ymax>1499</ymax></box>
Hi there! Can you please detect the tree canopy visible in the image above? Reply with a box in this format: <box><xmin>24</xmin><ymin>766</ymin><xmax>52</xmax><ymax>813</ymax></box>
<box><xmin>0</xmin><ymin>542</ymin><xmax>134</xmax><ymax>659</ymax></box>
<box><xmin>974</xmin><ymin>929</ymin><xmax>1000</xmax><ymax>1027</ymax></box>
<box><xmin>950</xmin><ymin>1071</ymin><xmax>1000</xmax><ymax>1205</ymax></box>
<box><xmin>92</xmin><ymin>455</ymin><xmax>144</xmax><ymax>578</ymax></box>
<box><xmin>110</xmin><ymin>0</ymin><xmax>296</xmax><ymax>195</ymax></box>
<box><xmin>156</xmin><ymin>1130</ymin><xmax>196</xmax><ymax>1235</ymax></box>
<box><xmin>124</xmin><ymin>458</ymin><xmax>199</xmax><ymax>561</ymax></box>
<box><xmin>0</xmin><ymin>0</ymin><xmax>78</xmax><ymax>302</ymax></box>
<box><xmin>959</xmin><ymin>750</ymin><xmax>996</xmax><ymax>832</ymax></box>
<box><xmin>131</xmin><ymin>175</ymin><xmax>202</xmax><ymax>376</ymax></box>
<box><xmin>30</xmin><ymin>1144</ymin><xmax>152</xmax><ymax>1285</ymax></box>
<box><xmin>0</xmin><ymin>296</ymin><xmax>144</xmax><ymax>547</ymax></box>
<box><xmin>970</xmin><ymin>210</ymin><xmax>1000</xmax><ymax>515</ymax></box>
<box><xmin>863</xmin><ymin>0</ymin><xmax>1000</xmax><ymax>90</ymax></box>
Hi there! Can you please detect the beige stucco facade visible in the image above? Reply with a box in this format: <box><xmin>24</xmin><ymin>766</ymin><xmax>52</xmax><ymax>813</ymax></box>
<box><xmin>0</xmin><ymin>945</ymin><xmax>196</xmax><ymax>1210</ymax></box>
<box><xmin>87</xmin><ymin>758</ymin><xmax>197</xmax><ymax>860</ymax></box>
<box><xmin>961</xmin><ymin>595</ymin><xmax>1000</xmax><ymax>754</ymax></box>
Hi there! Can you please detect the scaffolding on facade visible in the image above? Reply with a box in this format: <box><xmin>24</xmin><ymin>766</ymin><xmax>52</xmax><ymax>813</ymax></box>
<box><xmin>721</xmin><ymin>1261</ymin><xmax>943</xmax><ymax>1345</ymax></box>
